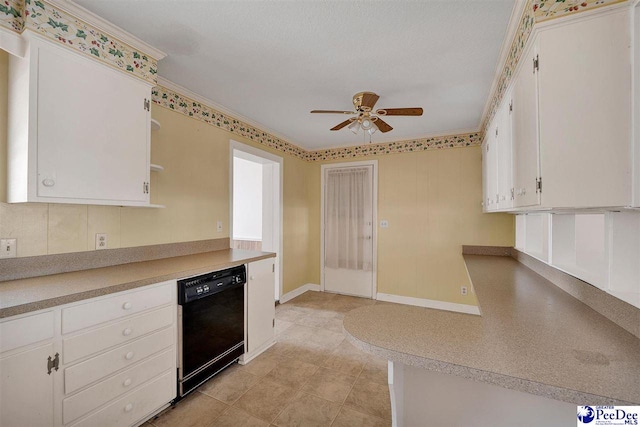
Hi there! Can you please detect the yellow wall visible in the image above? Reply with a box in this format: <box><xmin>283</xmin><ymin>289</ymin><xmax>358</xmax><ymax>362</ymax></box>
<box><xmin>320</xmin><ymin>147</ymin><xmax>514</xmax><ymax>305</ymax></box>
<box><xmin>0</xmin><ymin>47</ymin><xmax>514</xmax><ymax>303</ymax></box>
<box><xmin>0</xmin><ymin>50</ymin><xmax>318</xmax><ymax>293</ymax></box>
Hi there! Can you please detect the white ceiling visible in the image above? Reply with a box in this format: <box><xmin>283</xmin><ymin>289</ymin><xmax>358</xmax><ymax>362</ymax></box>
<box><xmin>75</xmin><ymin>0</ymin><xmax>515</xmax><ymax>150</ymax></box>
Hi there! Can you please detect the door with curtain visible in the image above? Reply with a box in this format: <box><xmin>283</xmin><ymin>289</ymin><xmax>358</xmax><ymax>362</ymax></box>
<box><xmin>322</xmin><ymin>163</ymin><xmax>375</xmax><ymax>298</ymax></box>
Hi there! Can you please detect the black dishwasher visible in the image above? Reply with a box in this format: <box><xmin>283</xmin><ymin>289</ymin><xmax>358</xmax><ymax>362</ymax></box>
<box><xmin>177</xmin><ymin>265</ymin><xmax>245</xmax><ymax>398</ymax></box>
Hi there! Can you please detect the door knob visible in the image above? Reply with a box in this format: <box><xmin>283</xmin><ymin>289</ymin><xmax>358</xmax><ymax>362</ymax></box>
<box><xmin>123</xmin><ymin>378</ymin><xmax>132</xmax><ymax>387</ymax></box>
<box><xmin>122</xmin><ymin>328</ymin><xmax>132</xmax><ymax>336</ymax></box>
<box><xmin>42</xmin><ymin>178</ymin><xmax>55</xmax><ymax>187</ymax></box>
<box><xmin>124</xmin><ymin>403</ymin><xmax>133</xmax><ymax>412</ymax></box>
<box><xmin>122</xmin><ymin>302</ymin><xmax>132</xmax><ymax>310</ymax></box>
<box><xmin>125</xmin><ymin>351</ymin><xmax>134</xmax><ymax>360</ymax></box>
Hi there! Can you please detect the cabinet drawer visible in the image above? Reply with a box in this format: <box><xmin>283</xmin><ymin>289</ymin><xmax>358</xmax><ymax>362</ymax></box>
<box><xmin>0</xmin><ymin>311</ymin><xmax>54</xmax><ymax>354</ymax></box>
<box><xmin>63</xmin><ymin>349</ymin><xmax>174</xmax><ymax>425</ymax></box>
<box><xmin>63</xmin><ymin>305</ymin><xmax>173</xmax><ymax>364</ymax></box>
<box><xmin>65</xmin><ymin>327</ymin><xmax>173</xmax><ymax>394</ymax></box>
<box><xmin>62</xmin><ymin>282</ymin><xmax>173</xmax><ymax>334</ymax></box>
<box><xmin>70</xmin><ymin>370</ymin><xmax>174</xmax><ymax>427</ymax></box>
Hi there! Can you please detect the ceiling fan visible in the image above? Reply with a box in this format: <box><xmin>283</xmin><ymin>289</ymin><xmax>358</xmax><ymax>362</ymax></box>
<box><xmin>310</xmin><ymin>91</ymin><xmax>423</xmax><ymax>134</ymax></box>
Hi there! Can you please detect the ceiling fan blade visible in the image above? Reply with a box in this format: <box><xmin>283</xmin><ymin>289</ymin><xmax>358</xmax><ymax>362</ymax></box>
<box><xmin>310</xmin><ymin>110</ymin><xmax>355</xmax><ymax>114</ymax></box>
<box><xmin>376</xmin><ymin>108</ymin><xmax>423</xmax><ymax>116</ymax></box>
<box><xmin>374</xmin><ymin>118</ymin><xmax>393</xmax><ymax>133</ymax></box>
<box><xmin>361</xmin><ymin>93</ymin><xmax>380</xmax><ymax>110</ymax></box>
<box><xmin>331</xmin><ymin>119</ymin><xmax>353</xmax><ymax>131</ymax></box>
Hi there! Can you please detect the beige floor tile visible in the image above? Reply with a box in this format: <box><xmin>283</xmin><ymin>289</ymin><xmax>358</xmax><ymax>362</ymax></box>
<box><xmin>330</xmin><ymin>406</ymin><xmax>391</xmax><ymax>427</ymax></box>
<box><xmin>233</xmin><ymin>378</ymin><xmax>296</xmax><ymax>423</ymax></box>
<box><xmin>275</xmin><ymin>319</ymin><xmax>294</xmax><ymax>335</ymax></box>
<box><xmin>151</xmin><ymin>392</ymin><xmax>228</xmax><ymax>427</ymax></box>
<box><xmin>209</xmin><ymin>406</ymin><xmax>269</xmax><ymax>427</ymax></box>
<box><xmin>320</xmin><ymin>341</ymin><xmax>369</xmax><ymax>376</ymax></box>
<box><xmin>344</xmin><ymin>377</ymin><xmax>392</xmax><ymax>420</ymax></box>
<box><xmin>200</xmin><ymin>365</ymin><xmax>260</xmax><ymax>404</ymax></box>
<box><xmin>275</xmin><ymin>309</ymin><xmax>308</xmax><ymax>323</ymax></box>
<box><xmin>240</xmin><ymin>352</ymin><xmax>281</xmax><ymax>377</ymax></box>
<box><xmin>359</xmin><ymin>361</ymin><xmax>388</xmax><ymax>385</ymax></box>
<box><xmin>280</xmin><ymin>341</ymin><xmax>332</xmax><ymax>366</ymax></box>
<box><xmin>264</xmin><ymin>357</ymin><xmax>319</xmax><ymax>389</ymax></box>
<box><xmin>272</xmin><ymin>393</ymin><xmax>340</xmax><ymax>427</ymax></box>
<box><xmin>301</xmin><ymin>367</ymin><xmax>357</xmax><ymax>403</ymax></box>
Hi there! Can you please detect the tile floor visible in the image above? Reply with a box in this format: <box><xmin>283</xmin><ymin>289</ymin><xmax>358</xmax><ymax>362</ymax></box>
<box><xmin>145</xmin><ymin>291</ymin><xmax>391</xmax><ymax>427</ymax></box>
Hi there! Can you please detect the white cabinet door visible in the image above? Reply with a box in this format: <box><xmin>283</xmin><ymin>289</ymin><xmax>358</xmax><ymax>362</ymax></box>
<box><xmin>537</xmin><ymin>10</ymin><xmax>631</xmax><ymax>208</ymax></box>
<box><xmin>245</xmin><ymin>258</ymin><xmax>275</xmax><ymax>358</ymax></box>
<box><xmin>496</xmin><ymin>91</ymin><xmax>513</xmax><ymax>211</ymax></box>
<box><xmin>484</xmin><ymin>134</ymin><xmax>498</xmax><ymax>212</ymax></box>
<box><xmin>0</xmin><ymin>343</ymin><xmax>56</xmax><ymax>427</ymax></box>
<box><xmin>8</xmin><ymin>36</ymin><xmax>151</xmax><ymax>206</ymax></box>
<box><xmin>511</xmin><ymin>39</ymin><xmax>541</xmax><ymax>208</ymax></box>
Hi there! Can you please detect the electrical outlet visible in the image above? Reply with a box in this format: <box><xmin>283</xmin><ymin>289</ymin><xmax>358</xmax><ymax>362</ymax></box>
<box><xmin>217</xmin><ymin>221</ymin><xmax>223</xmax><ymax>232</ymax></box>
<box><xmin>0</xmin><ymin>239</ymin><xmax>17</xmax><ymax>258</ymax></box>
<box><xmin>461</xmin><ymin>286</ymin><xmax>468</xmax><ymax>296</ymax></box>
<box><xmin>95</xmin><ymin>233</ymin><xmax>108</xmax><ymax>250</ymax></box>
<box><xmin>380</xmin><ymin>220</ymin><xmax>389</xmax><ymax>228</ymax></box>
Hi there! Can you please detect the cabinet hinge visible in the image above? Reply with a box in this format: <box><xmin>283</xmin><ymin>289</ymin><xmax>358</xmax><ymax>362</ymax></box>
<box><xmin>47</xmin><ymin>353</ymin><xmax>59</xmax><ymax>375</ymax></box>
<box><xmin>536</xmin><ymin>177</ymin><xmax>542</xmax><ymax>193</ymax></box>
<box><xmin>273</xmin><ymin>318</ymin><xmax>275</xmax><ymax>328</ymax></box>
<box><xmin>533</xmin><ymin>54</ymin><xmax>539</xmax><ymax>73</ymax></box>
<box><xmin>272</xmin><ymin>264</ymin><xmax>275</xmax><ymax>273</ymax></box>
<box><xmin>509</xmin><ymin>101</ymin><xmax>513</xmax><ymax>113</ymax></box>
<box><xmin>495</xmin><ymin>127</ymin><xmax>498</xmax><ymax>137</ymax></box>
<box><xmin>143</xmin><ymin>182</ymin><xmax>150</xmax><ymax>194</ymax></box>
<box><xmin>510</xmin><ymin>188</ymin><xmax>515</xmax><ymax>200</ymax></box>
<box><xmin>144</xmin><ymin>98</ymin><xmax>150</xmax><ymax>111</ymax></box>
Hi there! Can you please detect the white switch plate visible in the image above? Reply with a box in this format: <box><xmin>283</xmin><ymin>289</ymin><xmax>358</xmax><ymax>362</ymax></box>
<box><xmin>217</xmin><ymin>221</ymin><xmax>223</xmax><ymax>232</ymax></box>
<box><xmin>0</xmin><ymin>238</ymin><xmax>17</xmax><ymax>258</ymax></box>
<box><xmin>380</xmin><ymin>220</ymin><xmax>389</xmax><ymax>228</ymax></box>
<box><xmin>95</xmin><ymin>233</ymin><xmax>108</xmax><ymax>250</ymax></box>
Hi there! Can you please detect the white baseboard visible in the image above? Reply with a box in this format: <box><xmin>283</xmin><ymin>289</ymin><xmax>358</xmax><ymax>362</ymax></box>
<box><xmin>376</xmin><ymin>293</ymin><xmax>481</xmax><ymax>316</ymax></box>
<box><xmin>279</xmin><ymin>283</ymin><xmax>320</xmax><ymax>303</ymax></box>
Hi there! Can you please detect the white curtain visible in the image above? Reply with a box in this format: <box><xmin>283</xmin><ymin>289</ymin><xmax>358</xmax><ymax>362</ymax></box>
<box><xmin>324</xmin><ymin>166</ymin><xmax>373</xmax><ymax>271</ymax></box>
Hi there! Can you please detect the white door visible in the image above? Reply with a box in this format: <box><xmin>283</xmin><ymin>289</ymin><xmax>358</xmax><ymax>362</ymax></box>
<box><xmin>0</xmin><ymin>343</ymin><xmax>55</xmax><ymax>427</ymax></box>
<box><xmin>512</xmin><ymin>39</ymin><xmax>541</xmax><ymax>208</ymax></box>
<box><xmin>322</xmin><ymin>163</ymin><xmax>376</xmax><ymax>298</ymax></box>
<box><xmin>246</xmin><ymin>258</ymin><xmax>275</xmax><ymax>355</ymax></box>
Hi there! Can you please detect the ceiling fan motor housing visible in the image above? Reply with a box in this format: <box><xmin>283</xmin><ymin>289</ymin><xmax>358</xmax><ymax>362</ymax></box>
<box><xmin>353</xmin><ymin>91</ymin><xmax>378</xmax><ymax>112</ymax></box>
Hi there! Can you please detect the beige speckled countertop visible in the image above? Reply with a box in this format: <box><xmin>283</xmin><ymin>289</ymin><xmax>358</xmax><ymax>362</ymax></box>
<box><xmin>343</xmin><ymin>255</ymin><xmax>640</xmax><ymax>406</ymax></box>
<box><xmin>0</xmin><ymin>249</ymin><xmax>274</xmax><ymax>318</ymax></box>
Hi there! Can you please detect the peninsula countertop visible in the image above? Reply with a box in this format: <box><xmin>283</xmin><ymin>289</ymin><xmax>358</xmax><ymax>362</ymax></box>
<box><xmin>0</xmin><ymin>249</ymin><xmax>275</xmax><ymax>318</ymax></box>
<box><xmin>343</xmin><ymin>255</ymin><xmax>640</xmax><ymax>406</ymax></box>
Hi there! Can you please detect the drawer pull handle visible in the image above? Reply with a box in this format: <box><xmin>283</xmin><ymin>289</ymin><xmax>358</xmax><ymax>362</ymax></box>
<box><xmin>123</xmin><ymin>378</ymin><xmax>132</xmax><ymax>387</ymax></box>
<box><xmin>125</xmin><ymin>351</ymin><xmax>135</xmax><ymax>360</ymax></box>
<box><xmin>122</xmin><ymin>302</ymin><xmax>133</xmax><ymax>310</ymax></box>
<box><xmin>123</xmin><ymin>328</ymin><xmax>132</xmax><ymax>336</ymax></box>
<box><xmin>124</xmin><ymin>403</ymin><xmax>133</xmax><ymax>412</ymax></box>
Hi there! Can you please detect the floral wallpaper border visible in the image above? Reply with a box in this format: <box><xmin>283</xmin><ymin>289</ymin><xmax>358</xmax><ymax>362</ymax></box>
<box><xmin>152</xmin><ymin>85</ymin><xmax>481</xmax><ymax>162</ymax></box>
<box><xmin>532</xmin><ymin>0</ymin><xmax>626</xmax><ymax>22</ymax></box>
<box><xmin>0</xmin><ymin>0</ymin><xmax>24</xmax><ymax>32</ymax></box>
<box><xmin>1</xmin><ymin>0</ymin><xmax>158</xmax><ymax>84</ymax></box>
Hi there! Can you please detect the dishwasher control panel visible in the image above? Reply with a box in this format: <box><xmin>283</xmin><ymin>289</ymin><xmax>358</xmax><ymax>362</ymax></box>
<box><xmin>177</xmin><ymin>265</ymin><xmax>246</xmax><ymax>304</ymax></box>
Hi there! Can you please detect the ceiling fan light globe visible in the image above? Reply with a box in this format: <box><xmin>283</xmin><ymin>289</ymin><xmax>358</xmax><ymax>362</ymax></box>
<box><xmin>361</xmin><ymin>118</ymin><xmax>373</xmax><ymax>130</ymax></box>
<box><xmin>348</xmin><ymin>121</ymin><xmax>361</xmax><ymax>134</ymax></box>
<box><xmin>368</xmin><ymin>124</ymin><xmax>378</xmax><ymax>135</ymax></box>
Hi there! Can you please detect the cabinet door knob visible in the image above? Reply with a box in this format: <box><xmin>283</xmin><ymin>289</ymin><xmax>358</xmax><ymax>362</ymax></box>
<box><xmin>125</xmin><ymin>351</ymin><xmax>135</xmax><ymax>360</ymax></box>
<box><xmin>122</xmin><ymin>328</ymin><xmax>132</xmax><ymax>336</ymax></box>
<box><xmin>124</xmin><ymin>403</ymin><xmax>134</xmax><ymax>412</ymax></box>
<box><xmin>42</xmin><ymin>178</ymin><xmax>55</xmax><ymax>187</ymax></box>
<box><xmin>250</xmin><ymin>276</ymin><xmax>255</xmax><ymax>280</ymax></box>
<box><xmin>123</xmin><ymin>378</ymin><xmax>132</xmax><ymax>387</ymax></box>
<box><xmin>122</xmin><ymin>302</ymin><xmax>132</xmax><ymax>310</ymax></box>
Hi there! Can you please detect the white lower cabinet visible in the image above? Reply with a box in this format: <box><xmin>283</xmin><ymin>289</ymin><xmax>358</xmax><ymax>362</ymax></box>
<box><xmin>242</xmin><ymin>258</ymin><xmax>276</xmax><ymax>363</ymax></box>
<box><xmin>0</xmin><ymin>281</ymin><xmax>177</xmax><ymax>427</ymax></box>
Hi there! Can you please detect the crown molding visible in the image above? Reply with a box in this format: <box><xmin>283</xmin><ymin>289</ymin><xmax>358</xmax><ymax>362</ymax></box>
<box><xmin>0</xmin><ymin>25</ymin><xmax>26</xmax><ymax>57</ymax></box>
<box><xmin>45</xmin><ymin>0</ymin><xmax>166</xmax><ymax>60</ymax></box>
<box><xmin>156</xmin><ymin>76</ymin><xmax>306</xmax><ymax>149</ymax></box>
<box><xmin>478</xmin><ymin>0</ymin><xmax>527</xmax><ymax>131</ymax></box>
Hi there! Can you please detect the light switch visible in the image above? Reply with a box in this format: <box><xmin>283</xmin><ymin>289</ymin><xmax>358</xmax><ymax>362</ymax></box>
<box><xmin>0</xmin><ymin>238</ymin><xmax>17</xmax><ymax>258</ymax></box>
<box><xmin>380</xmin><ymin>220</ymin><xmax>389</xmax><ymax>228</ymax></box>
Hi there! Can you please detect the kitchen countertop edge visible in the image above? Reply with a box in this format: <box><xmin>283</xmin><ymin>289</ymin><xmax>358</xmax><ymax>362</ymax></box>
<box><xmin>0</xmin><ymin>250</ymin><xmax>275</xmax><ymax>318</ymax></box>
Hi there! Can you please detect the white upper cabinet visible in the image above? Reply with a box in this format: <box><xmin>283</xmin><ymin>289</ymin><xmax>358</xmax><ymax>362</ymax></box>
<box><xmin>511</xmin><ymin>39</ymin><xmax>541</xmax><ymax>209</ymax></box>
<box><xmin>536</xmin><ymin>9</ymin><xmax>631</xmax><ymax>209</ymax></box>
<box><xmin>7</xmin><ymin>35</ymin><xmax>152</xmax><ymax>206</ymax></box>
<box><xmin>496</xmin><ymin>88</ymin><xmax>513</xmax><ymax>211</ymax></box>
<box><xmin>482</xmin><ymin>134</ymin><xmax>498</xmax><ymax>212</ymax></box>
